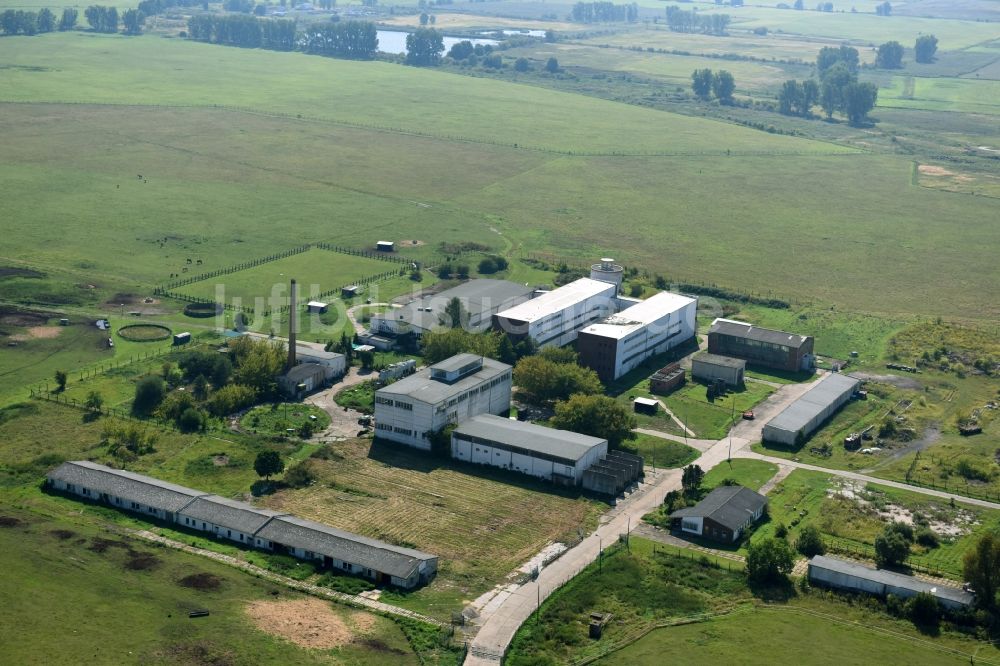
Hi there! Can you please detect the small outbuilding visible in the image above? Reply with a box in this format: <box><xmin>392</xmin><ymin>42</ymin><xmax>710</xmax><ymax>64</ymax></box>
<box><xmin>669</xmin><ymin>485</ymin><xmax>767</xmax><ymax>543</ymax></box>
<box><xmin>691</xmin><ymin>352</ymin><xmax>746</xmax><ymax>388</ymax></box>
<box><xmin>342</xmin><ymin>285</ymin><xmax>360</xmax><ymax>298</ymax></box>
<box><xmin>306</xmin><ymin>301</ymin><xmax>329</xmax><ymax>314</ymax></box>
<box><xmin>376</xmin><ymin>241</ymin><xmax>394</xmax><ymax>252</ymax></box>
<box><xmin>649</xmin><ymin>363</ymin><xmax>685</xmax><ymax>395</ymax></box>
<box><xmin>279</xmin><ymin>363</ymin><xmax>328</xmax><ymax>398</ymax></box>
<box><xmin>173</xmin><ymin>332</ymin><xmax>191</xmax><ymax>346</ymax></box>
<box><xmin>633</xmin><ymin>397</ymin><xmax>659</xmax><ymax>415</ymax></box>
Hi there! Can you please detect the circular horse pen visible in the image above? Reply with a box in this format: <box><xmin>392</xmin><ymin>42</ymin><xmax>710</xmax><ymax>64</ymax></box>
<box><xmin>117</xmin><ymin>323</ymin><xmax>172</xmax><ymax>342</ymax></box>
<box><xmin>183</xmin><ymin>302</ymin><xmax>223</xmax><ymax>318</ymax></box>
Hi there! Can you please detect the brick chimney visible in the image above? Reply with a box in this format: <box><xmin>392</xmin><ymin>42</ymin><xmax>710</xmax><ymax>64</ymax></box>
<box><xmin>287</xmin><ymin>279</ymin><xmax>297</xmax><ymax>370</ymax></box>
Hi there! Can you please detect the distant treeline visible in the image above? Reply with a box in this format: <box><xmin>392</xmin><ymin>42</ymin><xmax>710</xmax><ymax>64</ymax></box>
<box><xmin>676</xmin><ymin>283</ymin><xmax>790</xmax><ymax>309</ymax></box>
<box><xmin>570</xmin><ymin>2</ymin><xmax>638</xmax><ymax>23</ymax></box>
<box><xmin>0</xmin><ymin>8</ymin><xmax>58</xmax><ymax>34</ymax></box>
<box><xmin>664</xmin><ymin>6</ymin><xmax>730</xmax><ymax>35</ymax></box>
<box><xmin>187</xmin><ymin>14</ymin><xmax>297</xmax><ymax>51</ymax></box>
<box><xmin>137</xmin><ymin>0</ymin><xmax>202</xmax><ymax>16</ymax></box>
<box><xmin>301</xmin><ymin>21</ymin><xmax>378</xmax><ymax>60</ymax></box>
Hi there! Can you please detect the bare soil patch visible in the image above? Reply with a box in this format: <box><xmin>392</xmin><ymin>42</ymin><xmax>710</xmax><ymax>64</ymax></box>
<box><xmin>158</xmin><ymin>640</ymin><xmax>235</xmax><ymax>666</ymax></box>
<box><xmin>49</xmin><ymin>529</ymin><xmax>76</xmax><ymax>540</ymax></box>
<box><xmin>12</xmin><ymin>326</ymin><xmax>62</xmax><ymax>341</ymax></box>
<box><xmin>356</xmin><ymin>637</ymin><xmax>408</xmax><ymax>655</ymax></box>
<box><xmin>918</xmin><ymin>164</ymin><xmax>954</xmax><ymax>177</ymax></box>
<box><xmin>125</xmin><ymin>551</ymin><xmax>162</xmax><ymax>570</ymax></box>
<box><xmin>88</xmin><ymin>537</ymin><xmax>129</xmax><ymax>553</ymax></box>
<box><xmin>0</xmin><ymin>515</ymin><xmax>24</xmax><ymax>528</ymax></box>
<box><xmin>245</xmin><ymin>598</ymin><xmax>356</xmax><ymax>649</ymax></box>
<box><xmin>0</xmin><ymin>312</ymin><xmax>47</xmax><ymax>327</ymax></box>
<box><xmin>179</xmin><ymin>573</ymin><xmax>223</xmax><ymax>591</ymax></box>
<box><xmin>212</xmin><ymin>454</ymin><xmax>230</xmax><ymax>466</ymax></box>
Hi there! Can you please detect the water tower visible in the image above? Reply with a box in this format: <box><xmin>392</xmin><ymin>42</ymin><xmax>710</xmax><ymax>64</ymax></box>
<box><xmin>590</xmin><ymin>257</ymin><xmax>624</xmax><ymax>293</ymax></box>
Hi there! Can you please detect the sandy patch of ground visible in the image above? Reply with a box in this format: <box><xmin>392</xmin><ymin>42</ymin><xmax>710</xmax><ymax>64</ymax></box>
<box><xmin>400</xmin><ymin>239</ymin><xmax>425</xmax><ymax>247</ymax></box>
<box><xmin>829</xmin><ymin>479</ymin><xmax>977</xmax><ymax>539</ymax></box>
<box><xmin>245</xmin><ymin>598</ymin><xmax>354</xmax><ymax>649</ymax></box>
<box><xmin>919</xmin><ymin>164</ymin><xmax>954</xmax><ymax>176</ymax></box>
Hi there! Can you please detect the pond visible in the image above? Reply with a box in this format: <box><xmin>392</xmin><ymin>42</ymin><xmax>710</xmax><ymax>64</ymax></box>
<box><xmin>480</xmin><ymin>29</ymin><xmax>547</xmax><ymax>37</ymax></box>
<box><xmin>376</xmin><ymin>30</ymin><xmax>498</xmax><ymax>55</ymax></box>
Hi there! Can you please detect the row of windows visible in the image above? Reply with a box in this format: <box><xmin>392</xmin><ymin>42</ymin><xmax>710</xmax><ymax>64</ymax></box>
<box><xmin>376</xmin><ymin>422</ymin><xmax>392</xmax><ymax>431</ymax></box>
<box><xmin>393</xmin><ymin>426</ymin><xmax>413</xmax><ymax>436</ymax></box>
<box><xmin>375</xmin><ymin>396</ymin><xmax>394</xmax><ymax>406</ymax></box>
<box><xmin>395</xmin><ymin>400</ymin><xmax>412</xmax><ymax>410</ymax></box>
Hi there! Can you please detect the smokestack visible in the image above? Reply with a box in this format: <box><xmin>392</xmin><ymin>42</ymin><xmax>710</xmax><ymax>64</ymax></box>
<box><xmin>287</xmin><ymin>279</ymin><xmax>297</xmax><ymax>370</ymax></box>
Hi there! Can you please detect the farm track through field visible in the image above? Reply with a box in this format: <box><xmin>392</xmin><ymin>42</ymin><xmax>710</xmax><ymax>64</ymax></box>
<box><xmin>0</xmin><ymin>100</ymin><xmax>870</xmax><ymax>158</ymax></box>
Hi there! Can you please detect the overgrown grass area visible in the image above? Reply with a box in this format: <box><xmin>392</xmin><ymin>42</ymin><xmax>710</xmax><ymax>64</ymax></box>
<box><xmin>660</xmin><ymin>380</ymin><xmax>776</xmax><ymax>440</ymax></box>
<box><xmin>240</xmin><ymin>403</ymin><xmax>331</xmax><ymax>438</ymax></box>
<box><xmin>262</xmin><ymin>438</ymin><xmax>605</xmax><ymax>619</ymax></box>
<box><xmin>0</xmin><ymin>507</ymin><xmax>420</xmax><ymax>665</ymax></box>
<box><xmin>620</xmin><ymin>433</ymin><xmax>699</xmax><ymax>470</ymax></box>
<box><xmin>334</xmin><ymin>381</ymin><xmax>376</xmax><ymax>414</ymax></box>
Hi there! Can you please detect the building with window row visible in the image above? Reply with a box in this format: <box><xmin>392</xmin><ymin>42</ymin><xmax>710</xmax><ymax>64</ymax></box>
<box><xmin>707</xmin><ymin>318</ymin><xmax>814</xmax><ymax>372</ymax></box>
<box><xmin>492</xmin><ymin>277</ymin><xmax>617</xmax><ymax>349</ymax></box>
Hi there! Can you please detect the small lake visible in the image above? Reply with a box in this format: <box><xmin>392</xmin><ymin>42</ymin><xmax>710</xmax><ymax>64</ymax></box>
<box><xmin>376</xmin><ymin>30</ymin><xmax>499</xmax><ymax>56</ymax></box>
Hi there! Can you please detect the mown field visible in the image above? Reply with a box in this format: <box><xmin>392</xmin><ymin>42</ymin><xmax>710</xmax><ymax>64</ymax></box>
<box><xmin>880</xmin><ymin>76</ymin><xmax>1000</xmax><ymax>116</ymax></box>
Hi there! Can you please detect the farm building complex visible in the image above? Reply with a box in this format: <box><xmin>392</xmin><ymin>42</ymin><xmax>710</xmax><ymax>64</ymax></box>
<box><xmin>46</xmin><ymin>461</ymin><xmax>438</xmax><ymax>588</ymax></box>
<box><xmin>493</xmin><ymin>277</ymin><xmax>617</xmax><ymax>349</ymax></box>
<box><xmin>691</xmin><ymin>352</ymin><xmax>746</xmax><ymax>387</ymax></box>
<box><xmin>762</xmin><ymin>372</ymin><xmax>860</xmax><ymax>445</ymax></box>
<box><xmin>369</xmin><ymin>279</ymin><xmax>533</xmax><ymax>338</ymax></box>
<box><xmin>374</xmin><ymin>353</ymin><xmax>512</xmax><ymax>450</ymax></box>
<box><xmin>669</xmin><ymin>485</ymin><xmax>767</xmax><ymax>544</ymax></box>
<box><xmin>576</xmin><ymin>291</ymin><xmax>697</xmax><ymax>382</ymax></box>
<box><xmin>707</xmin><ymin>318</ymin><xmax>815</xmax><ymax>372</ymax></box>
<box><xmin>808</xmin><ymin>555</ymin><xmax>973</xmax><ymax>610</ymax></box>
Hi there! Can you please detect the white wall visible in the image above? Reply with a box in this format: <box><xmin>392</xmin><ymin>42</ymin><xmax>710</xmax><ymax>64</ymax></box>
<box><xmin>610</xmin><ymin>299</ymin><xmax>697</xmax><ymax>380</ymax></box>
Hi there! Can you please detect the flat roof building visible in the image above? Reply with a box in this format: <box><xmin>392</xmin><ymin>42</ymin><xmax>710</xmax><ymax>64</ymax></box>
<box><xmin>762</xmin><ymin>372</ymin><xmax>860</xmax><ymax>446</ymax></box>
<box><xmin>370</xmin><ymin>279</ymin><xmax>533</xmax><ymax>338</ymax></box>
<box><xmin>493</xmin><ymin>278</ymin><xmax>617</xmax><ymax>349</ymax></box>
<box><xmin>808</xmin><ymin>555</ymin><xmax>974</xmax><ymax>610</ymax></box>
<box><xmin>669</xmin><ymin>485</ymin><xmax>767</xmax><ymax>543</ymax></box>
<box><xmin>451</xmin><ymin>415</ymin><xmax>607</xmax><ymax>486</ymax></box>
<box><xmin>691</xmin><ymin>352</ymin><xmax>746</xmax><ymax>387</ymax></box>
<box><xmin>46</xmin><ymin>461</ymin><xmax>437</xmax><ymax>589</ymax></box>
<box><xmin>576</xmin><ymin>291</ymin><xmax>697</xmax><ymax>382</ymax></box>
<box><xmin>374</xmin><ymin>354</ymin><xmax>512</xmax><ymax>450</ymax></box>
<box><xmin>707</xmin><ymin>318</ymin><xmax>815</xmax><ymax>373</ymax></box>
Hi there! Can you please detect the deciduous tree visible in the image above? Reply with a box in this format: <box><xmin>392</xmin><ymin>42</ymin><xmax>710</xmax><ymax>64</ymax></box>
<box><xmin>405</xmin><ymin>28</ymin><xmax>444</xmax><ymax>66</ymax></box>
<box><xmin>914</xmin><ymin>34</ymin><xmax>938</xmax><ymax>63</ymax></box>
<box><xmin>746</xmin><ymin>537</ymin><xmax>795</xmax><ymax>583</ymax></box>
<box><xmin>876</xmin><ymin>40</ymin><xmax>903</xmax><ymax>69</ymax></box>
<box><xmin>551</xmin><ymin>394</ymin><xmax>636</xmax><ymax>446</ymax></box>
<box><xmin>963</xmin><ymin>532</ymin><xmax>1000</xmax><ymax>609</ymax></box>
<box><xmin>254</xmin><ymin>450</ymin><xmax>284</xmax><ymax>480</ymax></box>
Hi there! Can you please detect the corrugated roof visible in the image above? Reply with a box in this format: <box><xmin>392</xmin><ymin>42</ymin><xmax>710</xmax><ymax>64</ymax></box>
<box><xmin>48</xmin><ymin>461</ymin><xmax>206</xmax><ymax>513</ymax></box>
<box><xmin>256</xmin><ymin>515</ymin><xmax>436</xmax><ymax>579</ymax></box>
<box><xmin>809</xmin><ymin>555</ymin><xmax>974</xmax><ymax>606</ymax></box>
<box><xmin>709</xmin><ymin>318</ymin><xmax>811</xmax><ymax>349</ymax></box>
<box><xmin>376</xmin><ymin>354</ymin><xmax>510</xmax><ymax>403</ymax></box>
<box><xmin>670</xmin><ymin>485</ymin><xmax>767</xmax><ymax>531</ymax></box>
<box><xmin>579</xmin><ymin>291</ymin><xmax>696</xmax><ymax>341</ymax></box>
<box><xmin>181</xmin><ymin>495</ymin><xmax>288</xmax><ymax>534</ymax></box>
<box><xmin>692</xmin><ymin>352</ymin><xmax>747</xmax><ymax>369</ymax></box>
<box><xmin>430</xmin><ymin>353</ymin><xmax>483</xmax><ymax>374</ymax></box>
<box><xmin>453</xmin><ymin>414</ymin><xmax>606</xmax><ymax>463</ymax></box>
<box><xmin>494</xmin><ymin>278</ymin><xmax>616</xmax><ymax>324</ymax></box>
<box><xmin>375</xmin><ymin>280</ymin><xmax>534</xmax><ymax>332</ymax></box>
<box><xmin>764</xmin><ymin>373</ymin><xmax>860</xmax><ymax>434</ymax></box>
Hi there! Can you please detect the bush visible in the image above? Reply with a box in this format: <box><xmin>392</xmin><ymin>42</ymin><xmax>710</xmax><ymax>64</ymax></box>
<box><xmin>907</xmin><ymin>592</ymin><xmax>940</xmax><ymax>628</ymax></box>
<box><xmin>283</xmin><ymin>460</ymin><xmax>317</xmax><ymax>488</ymax></box>
<box><xmin>132</xmin><ymin>376</ymin><xmax>166</xmax><ymax>416</ymax></box>
<box><xmin>746</xmin><ymin>537</ymin><xmax>795</xmax><ymax>583</ymax></box>
<box><xmin>875</xmin><ymin>522</ymin><xmax>913</xmax><ymax>568</ymax></box>
<box><xmin>774</xmin><ymin>523</ymin><xmax>788</xmax><ymax>539</ymax></box>
<box><xmin>177</xmin><ymin>407</ymin><xmax>206</xmax><ymax>433</ymax></box>
<box><xmin>795</xmin><ymin>525</ymin><xmax>826</xmax><ymax>557</ymax></box>
<box><xmin>915</xmin><ymin>528</ymin><xmax>939</xmax><ymax>548</ymax></box>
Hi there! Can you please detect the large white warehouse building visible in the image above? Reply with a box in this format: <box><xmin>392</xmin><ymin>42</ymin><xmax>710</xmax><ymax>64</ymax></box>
<box><xmin>762</xmin><ymin>372</ymin><xmax>860</xmax><ymax>445</ymax></box>
<box><xmin>492</xmin><ymin>278</ymin><xmax>617</xmax><ymax>349</ymax></box>
<box><xmin>373</xmin><ymin>353</ymin><xmax>512</xmax><ymax>450</ymax></box>
<box><xmin>576</xmin><ymin>291</ymin><xmax>697</xmax><ymax>382</ymax></box>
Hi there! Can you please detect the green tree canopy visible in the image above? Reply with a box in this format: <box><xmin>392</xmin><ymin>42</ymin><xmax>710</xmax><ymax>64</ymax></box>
<box><xmin>421</xmin><ymin>328</ymin><xmax>502</xmax><ymax>364</ymax></box>
<box><xmin>254</xmin><ymin>450</ymin><xmax>285</xmax><ymax>480</ymax></box>
<box><xmin>133</xmin><ymin>376</ymin><xmax>166</xmax><ymax>416</ymax></box>
<box><xmin>914</xmin><ymin>34</ymin><xmax>938</xmax><ymax>63</ymax></box>
<box><xmin>876</xmin><ymin>41</ymin><xmax>904</xmax><ymax>69</ymax></box>
<box><xmin>406</xmin><ymin>28</ymin><xmax>444</xmax><ymax>66</ymax></box>
<box><xmin>513</xmin><ymin>355</ymin><xmax>602</xmax><ymax>404</ymax></box>
<box><xmin>746</xmin><ymin>537</ymin><xmax>795</xmax><ymax>583</ymax></box>
<box><xmin>681</xmin><ymin>464</ymin><xmax>704</xmax><ymax>492</ymax></box>
<box><xmin>795</xmin><ymin>525</ymin><xmax>826</xmax><ymax>557</ymax></box>
<box><xmin>551</xmin><ymin>394</ymin><xmax>636</xmax><ymax>446</ymax></box>
<box><xmin>545</xmin><ymin>57</ymin><xmax>559</xmax><ymax>73</ymax></box>
<box><xmin>691</xmin><ymin>68</ymin><xmax>713</xmax><ymax>100</ymax></box>
<box><xmin>712</xmin><ymin>70</ymin><xmax>735</xmax><ymax>105</ymax></box>
<box><xmin>875</xmin><ymin>522</ymin><xmax>913</xmax><ymax>568</ymax></box>
<box><xmin>963</xmin><ymin>532</ymin><xmax>1000</xmax><ymax>609</ymax></box>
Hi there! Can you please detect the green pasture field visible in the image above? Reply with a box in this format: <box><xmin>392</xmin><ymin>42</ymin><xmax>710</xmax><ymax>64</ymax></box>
<box><xmin>263</xmin><ymin>437</ymin><xmax>605</xmax><ymax>618</ymax></box>
<box><xmin>599</xmin><ymin>605</ymin><xmax>972</xmax><ymax>666</ymax></box>
<box><xmin>879</xmin><ymin>76</ymin><xmax>1000</xmax><ymax>116</ymax></box>
<box><xmin>757</xmin><ymin>469</ymin><xmax>1000</xmax><ymax>579</ymax></box>
<box><xmin>0</xmin><ymin>33</ymin><xmax>853</xmax><ymax>155</ymax></box>
<box><xmin>622</xmin><ymin>432</ymin><xmax>699</xmax><ymax>469</ymax></box>
<box><xmin>173</xmin><ymin>248</ymin><xmax>399</xmax><ymax>305</ymax></box>
<box><xmin>659</xmin><ymin>380</ymin><xmax>776</xmax><ymax>440</ymax></box>
<box><xmin>702</xmin><ymin>458</ymin><xmax>779</xmax><ymax>491</ymax></box>
<box><xmin>0</xmin><ymin>508</ymin><xmax>417</xmax><ymax>665</ymax></box>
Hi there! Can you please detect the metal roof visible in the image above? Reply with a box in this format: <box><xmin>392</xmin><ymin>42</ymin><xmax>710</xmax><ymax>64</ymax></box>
<box><xmin>256</xmin><ymin>515</ymin><xmax>436</xmax><ymax>579</ymax></box>
<box><xmin>579</xmin><ymin>291</ymin><xmax>696</xmax><ymax>341</ymax></box>
<box><xmin>709</xmin><ymin>318</ymin><xmax>811</xmax><ymax>349</ymax></box>
<box><xmin>764</xmin><ymin>373</ymin><xmax>860</xmax><ymax>434</ymax></box>
<box><xmin>809</xmin><ymin>555</ymin><xmax>974</xmax><ymax>606</ymax></box>
<box><xmin>376</xmin><ymin>354</ymin><xmax>510</xmax><ymax>404</ymax></box>
<box><xmin>430</xmin><ymin>353</ymin><xmax>483</xmax><ymax>374</ymax></box>
<box><xmin>180</xmin><ymin>495</ymin><xmax>288</xmax><ymax>534</ymax></box>
<box><xmin>692</xmin><ymin>352</ymin><xmax>747</xmax><ymax>369</ymax></box>
<box><xmin>282</xmin><ymin>363</ymin><xmax>327</xmax><ymax>382</ymax></box>
<box><xmin>494</xmin><ymin>278</ymin><xmax>616</xmax><ymax>325</ymax></box>
<box><xmin>377</xmin><ymin>280</ymin><xmax>533</xmax><ymax>332</ymax></box>
<box><xmin>670</xmin><ymin>485</ymin><xmax>767</xmax><ymax>531</ymax></box>
<box><xmin>48</xmin><ymin>461</ymin><xmax>207</xmax><ymax>513</ymax></box>
<box><xmin>453</xmin><ymin>414</ymin><xmax>606</xmax><ymax>464</ymax></box>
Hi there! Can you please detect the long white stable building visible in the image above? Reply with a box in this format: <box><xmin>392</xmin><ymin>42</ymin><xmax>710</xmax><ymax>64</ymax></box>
<box><xmin>492</xmin><ymin>278</ymin><xmax>617</xmax><ymax>349</ymax></box>
<box><xmin>762</xmin><ymin>372</ymin><xmax>860</xmax><ymax>445</ymax></box>
<box><xmin>373</xmin><ymin>353</ymin><xmax>512</xmax><ymax>450</ymax></box>
<box><xmin>46</xmin><ymin>461</ymin><xmax>437</xmax><ymax>588</ymax></box>
<box><xmin>575</xmin><ymin>291</ymin><xmax>697</xmax><ymax>382</ymax></box>
<box><xmin>451</xmin><ymin>415</ymin><xmax>607</xmax><ymax>485</ymax></box>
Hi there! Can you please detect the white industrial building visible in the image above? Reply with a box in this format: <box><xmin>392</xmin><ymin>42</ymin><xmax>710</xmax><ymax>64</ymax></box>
<box><xmin>808</xmin><ymin>555</ymin><xmax>974</xmax><ymax>610</ymax></box>
<box><xmin>492</xmin><ymin>277</ymin><xmax>617</xmax><ymax>349</ymax></box>
<box><xmin>373</xmin><ymin>353</ymin><xmax>512</xmax><ymax>450</ymax></box>
<box><xmin>691</xmin><ymin>352</ymin><xmax>746</xmax><ymax>387</ymax></box>
<box><xmin>46</xmin><ymin>461</ymin><xmax>438</xmax><ymax>588</ymax></box>
<box><xmin>369</xmin><ymin>279</ymin><xmax>533</xmax><ymax>338</ymax></box>
<box><xmin>762</xmin><ymin>372</ymin><xmax>861</xmax><ymax>445</ymax></box>
<box><xmin>291</xmin><ymin>340</ymin><xmax>347</xmax><ymax>379</ymax></box>
<box><xmin>575</xmin><ymin>291</ymin><xmax>697</xmax><ymax>382</ymax></box>
<box><xmin>451</xmin><ymin>415</ymin><xmax>607</xmax><ymax>485</ymax></box>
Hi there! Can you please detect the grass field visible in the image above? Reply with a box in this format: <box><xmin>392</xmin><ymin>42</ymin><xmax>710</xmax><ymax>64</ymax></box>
<box><xmin>880</xmin><ymin>76</ymin><xmax>1000</xmax><ymax>115</ymax></box>
<box><xmin>702</xmin><ymin>458</ymin><xmax>779</xmax><ymax>491</ymax></box>
<box><xmin>621</xmin><ymin>433</ymin><xmax>700</xmax><ymax>470</ymax></box>
<box><xmin>262</xmin><ymin>438</ymin><xmax>605</xmax><ymax>617</ymax></box>
<box><xmin>0</xmin><ymin>507</ymin><xmax>421</xmax><ymax>664</ymax></box>
<box><xmin>599</xmin><ymin>606</ymin><xmax>972</xmax><ymax>665</ymax></box>
<box><xmin>240</xmin><ymin>403</ymin><xmax>331</xmax><ymax>437</ymax></box>
<box><xmin>660</xmin><ymin>380</ymin><xmax>776</xmax><ymax>440</ymax></box>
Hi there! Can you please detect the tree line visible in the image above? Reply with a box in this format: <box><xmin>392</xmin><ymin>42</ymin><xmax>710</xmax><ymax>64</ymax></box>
<box><xmin>570</xmin><ymin>2</ymin><xmax>638</xmax><ymax>23</ymax></box>
<box><xmin>873</xmin><ymin>34</ymin><xmax>938</xmax><ymax>69</ymax></box>
<box><xmin>1</xmin><ymin>7</ymin><xmax>75</xmax><ymax>35</ymax></box>
<box><xmin>665</xmin><ymin>5</ymin><xmax>730</xmax><ymax>35</ymax></box>
<box><xmin>777</xmin><ymin>45</ymin><xmax>877</xmax><ymax>126</ymax></box>
<box><xmin>301</xmin><ymin>21</ymin><xmax>378</xmax><ymax>59</ymax></box>
<box><xmin>187</xmin><ymin>14</ymin><xmax>296</xmax><ymax>51</ymax></box>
